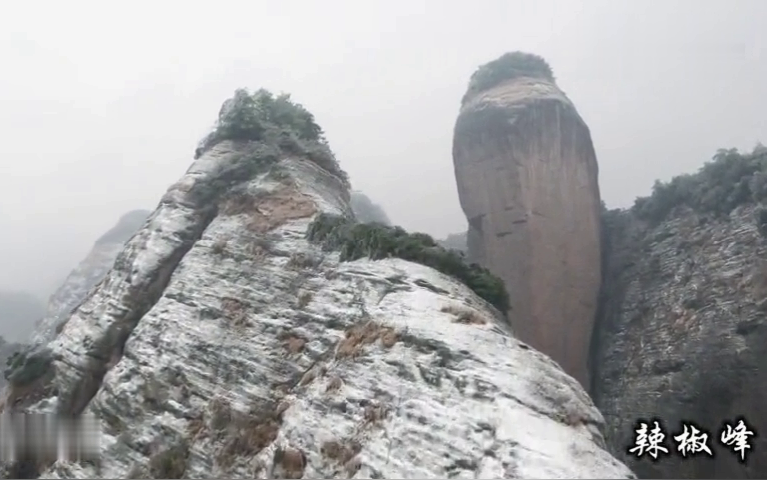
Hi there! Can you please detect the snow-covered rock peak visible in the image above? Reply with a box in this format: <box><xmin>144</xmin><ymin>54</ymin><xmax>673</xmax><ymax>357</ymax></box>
<box><xmin>2</xmin><ymin>140</ymin><xmax>633</xmax><ymax>479</ymax></box>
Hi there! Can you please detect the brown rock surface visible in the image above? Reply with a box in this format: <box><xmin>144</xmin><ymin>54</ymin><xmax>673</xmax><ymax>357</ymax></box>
<box><xmin>452</xmin><ymin>53</ymin><xmax>602</xmax><ymax>386</ymax></box>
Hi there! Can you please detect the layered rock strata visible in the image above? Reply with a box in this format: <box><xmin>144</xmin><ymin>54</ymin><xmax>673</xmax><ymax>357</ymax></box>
<box><xmin>593</xmin><ymin>202</ymin><xmax>767</xmax><ymax>478</ymax></box>
<box><xmin>453</xmin><ymin>53</ymin><xmax>602</xmax><ymax>387</ymax></box>
<box><xmin>2</xmin><ymin>132</ymin><xmax>631</xmax><ymax>478</ymax></box>
<box><xmin>30</xmin><ymin>210</ymin><xmax>150</xmax><ymax>346</ymax></box>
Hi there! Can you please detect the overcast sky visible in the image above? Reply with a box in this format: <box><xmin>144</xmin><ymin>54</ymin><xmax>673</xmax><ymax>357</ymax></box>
<box><xmin>1</xmin><ymin>0</ymin><xmax>765</xmax><ymax>297</ymax></box>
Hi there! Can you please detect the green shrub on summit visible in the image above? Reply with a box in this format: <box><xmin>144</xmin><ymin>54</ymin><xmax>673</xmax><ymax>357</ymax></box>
<box><xmin>196</xmin><ymin>88</ymin><xmax>348</xmax><ymax>186</ymax></box>
<box><xmin>463</xmin><ymin>51</ymin><xmax>555</xmax><ymax>104</ymax></box>
<box><xmin>633</xmin><ymin>144</ymin><xmax>767</xmax><ymax>223</ymax></box>
<box><xmin>307</xmin><ymin>213</ymin><xmax>510</xmax><ymax>315</ymax></box>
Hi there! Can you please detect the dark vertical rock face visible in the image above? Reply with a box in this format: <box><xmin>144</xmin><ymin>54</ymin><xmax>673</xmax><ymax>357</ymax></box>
<box><xmin>453</xmin><ymin>52</ymin><xmax>602</xmax><ymax>387</ymax></box>
<box><xmin>593</xmin><ymin>204</ymin><xmax>767</xmax><ymax>478</ymax></box>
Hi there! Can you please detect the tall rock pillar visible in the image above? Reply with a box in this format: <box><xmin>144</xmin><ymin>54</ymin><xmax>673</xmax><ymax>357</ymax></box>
<box><xmin>452</xmin><ymin>52</ymin><xmax>602</xmax><ymax>387</ymax></box>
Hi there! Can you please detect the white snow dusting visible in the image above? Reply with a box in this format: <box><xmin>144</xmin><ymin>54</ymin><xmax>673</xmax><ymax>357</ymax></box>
<box><xmin>17</xmin><ymin>144</ymin><xmax>632</xmax><ymax>479</ymax></box>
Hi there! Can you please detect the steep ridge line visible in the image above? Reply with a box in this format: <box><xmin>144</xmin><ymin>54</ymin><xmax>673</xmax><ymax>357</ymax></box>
<box><xmin>30</xmin><ymin>209</ymin><xmax>151</xmax><ymax>347</ymax></box>
<box><xmin>0</xmin><ymin>141</ymin><xmax>282</xmax><ymax>477</ymax></box>
<box><xmin>57</xmin><ymin>142</ymin><xmax>282</xmax><ymax>414</ymax></box>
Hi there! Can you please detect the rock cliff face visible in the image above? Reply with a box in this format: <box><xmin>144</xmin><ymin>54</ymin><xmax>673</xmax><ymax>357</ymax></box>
<box><xmin>29</xmin><ymin>210</ymin><xmax>150</xmax><ymax>346</ymax></box>
<box><xmin>593</xmin><ymin>148</ymin><xmax>767</xmax><ymax>478</ymax></box>
<box><xmin>452</xmin><ymin>53</ymin><xmax>602</xmax><ymax>387</ymax></box>
<box><xmin>1</xmin><ymin>91</ymin><xmax>632</xmax><ymax>479</ymax></box>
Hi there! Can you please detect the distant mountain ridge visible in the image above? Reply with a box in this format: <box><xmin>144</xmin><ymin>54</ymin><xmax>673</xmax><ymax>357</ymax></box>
<box><xmin>29</xmin><ymin>209</ymin><xmax>150</xmax><ymax>346</ymax></box>
<box><xmin>0</xmin><ymin>290</ymin><xmax>44</xmax><ymax>342</ymax></box>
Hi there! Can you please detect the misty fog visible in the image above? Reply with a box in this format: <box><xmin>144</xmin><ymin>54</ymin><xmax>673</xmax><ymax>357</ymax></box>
<box><xmin>0</xmin><ymin>0</ymin><xmax>765</xmax><ymax>318</ymax></box>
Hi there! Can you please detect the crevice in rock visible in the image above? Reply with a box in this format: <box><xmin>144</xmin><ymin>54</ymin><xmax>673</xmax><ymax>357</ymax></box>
<box><xmin>736</xmin><ymin>318</ymin><xmax>764</xmax><ymax>335</ymax></box>
<box><xmin>649</xmin><ymin>358</ymin><xmax>684</xmax><ymax>375</ymax></box>
<box><xmin>412</xmin><ymin>278</ymin><xmax>450</xmax><ymax>295</ymax></box>
<box><xmin>589</xmin><ymin>207</ymin><xmax>635</xmax><ymax>400</ymax></box>
<box><xmin>468</xmin><ymin>214</ymin><xmax>485</xmax><ymax>232</ymax></box>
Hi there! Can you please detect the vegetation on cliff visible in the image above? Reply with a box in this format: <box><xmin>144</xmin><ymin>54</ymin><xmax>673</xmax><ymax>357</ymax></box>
<box><xmin>633</xmin><ymin>144</ymin><xmax>767</xmax><ymax>223</ymax></box>
<box><xmin>195</xmin><ymin>88</ymin><xmax>348</xmax><ymax>186</ymax></box>
<box><xmin>462</xmin><ymin>51</ymin><xmax>555</xmax><ymax>104</ymax></box>
<box><xmin>307</xmin><ymin>213</ymin><xmax>510</xmax><ymax>314</ymax></box>
<box><xmin>4</xmin><ymin>347</ymin><xmax>52</xmax><ymax>387</ymax></box>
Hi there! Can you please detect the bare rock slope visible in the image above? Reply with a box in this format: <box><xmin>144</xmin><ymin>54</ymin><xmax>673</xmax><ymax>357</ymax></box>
<box><xmin>3</xmin><ymin>90</ymin><xmax>632</xmax><ymax>479</ymax></box>
<box><xmin>592</xmin><ymin>147</ymin><xmax>767</xmax><ymax>478</ymax></box>
<box><xmin>30</xmin><ymin>210</ymin><xmax>150</xmax><ymax>346</ymax></box>
<box><xmin>452</xmin><ymin>52</ymin><xmax>602</xmax><ymax>387</ymax></box>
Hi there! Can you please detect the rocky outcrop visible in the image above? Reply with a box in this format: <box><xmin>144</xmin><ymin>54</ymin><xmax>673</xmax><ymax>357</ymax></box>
<box><xmin>452</xmin><ymin>52</ymin><xmax>602</xmax><ymax>387</ymax></box>
<box><xmin>1</xmin><ymin>91</ymin><xmax>632</xmax><ymax>479</ymax></box>
<box><xmin>593</xmin><ymin>149</ymin><xmax>767</xmax><ymax>478</ymax></box>
<box><xmin>29</xmin><ymin>210</ymin><xmax>150</xmax><ymax>346</ymax></box>
<box><xmin>350</xmin><ymin>191</ymin><xmax>391</xmax><ymax>225</ymax></box>
<box><xmin>0</xmin><ymin>336</ymin><xmax>26</xmax><ymax>389</ymax></box>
